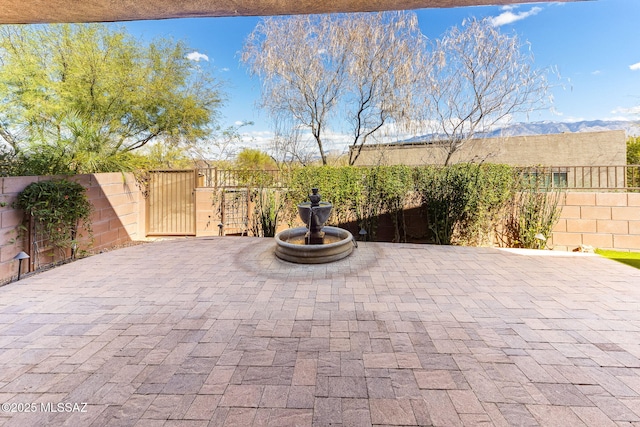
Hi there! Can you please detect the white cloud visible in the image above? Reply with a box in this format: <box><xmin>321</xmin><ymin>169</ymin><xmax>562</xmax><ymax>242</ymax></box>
<box><xmin>489</xmin><ymin>6</ymin><xmax>542</xmax><ymax>27</ymax></box>
<box><xmin>612</xmin><ymin>106</ymin><xmax>640</xmax><ymax>116</ymax></box>
<box><xmin>220</xmin><ymin>67</ymin><xmax>230</xmax><ymax>72</ymax></box>
<box><xmin>186</xmin><ymin>51</ymin><xmax>209</xmax><ymax>62</ymax></box>
<box><xmin>591</xmin><ymin>70</ymin><xmax>602</xmax><ymax>76</ymax></box>
<box><xmin>563</xmin><ymin>117</ymin><xmax>589</xmax><ymax>123</ymax></box>
<box><xmin>239</xmin><ymin>130</ymin><xmax>274</xmax><ymax>149</ymax></box>
<box><xmin>630</xmin><ymin>62</ymin><xmax>640</xmax><ymax>71</ymax></box>
<box><xmin>549</xmin><ymin>106</ymin><xmax>564</xmax><ymax>117</ymax></box>
<box><xmin>237</xmin><ymin>125</ymin><xmax>417</xmax><ymax>157</ymax></box>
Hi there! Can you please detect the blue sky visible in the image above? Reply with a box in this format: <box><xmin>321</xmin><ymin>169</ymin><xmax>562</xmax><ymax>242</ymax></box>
<box><xmin>121</xmin><ymin>0</ymin><xmax>640</xmax><ymax>152</ymax></box>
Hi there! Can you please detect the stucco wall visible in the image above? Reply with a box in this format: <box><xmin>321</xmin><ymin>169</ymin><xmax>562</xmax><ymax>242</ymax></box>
<box><xmin>353</xmin><ymin>130</ymin><xmax>627</xmax><ymax>167</ymax></box>
<box><xmin>0</xmin><ymin>173</ymin><xmax>145</xmax><ymax>283</ymax></box>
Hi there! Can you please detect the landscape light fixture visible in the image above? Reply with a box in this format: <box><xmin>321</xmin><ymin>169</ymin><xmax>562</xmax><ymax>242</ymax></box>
<box><xmin>534</xmin><ymin>233</ymin><xmax>547</xmax><ymax>250</ymax></box>
<box><xmin>13</xmin><ymin>251</ymin><xmax>30</xmax><ymax>280</ymax></box>
<box><xmin>358</xmin><ymin>228</ymin><xmax>367</xmax><ymax>241</ymax></box>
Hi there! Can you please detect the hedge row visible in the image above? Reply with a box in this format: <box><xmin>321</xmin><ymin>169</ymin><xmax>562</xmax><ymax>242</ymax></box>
<box><xmin>251</xmin><ymin>164</ymin><xmax>562</xmax><ymax>248</ymax></box>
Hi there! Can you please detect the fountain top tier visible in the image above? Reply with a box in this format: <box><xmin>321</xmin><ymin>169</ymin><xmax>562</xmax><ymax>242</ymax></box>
<box><xmin>298</xmin><ymin>188</ymin><xmax>332</xmax><ymax>230</ymax></box>
<box><xmin>298</xmin><ymin>188</ymin><xmax>332</xmax><ymax>245</ymax></box>
<box><xmin>309</xmin><ymin>187</ymin><xmax>321</xmax><ymax>207</ymax></box>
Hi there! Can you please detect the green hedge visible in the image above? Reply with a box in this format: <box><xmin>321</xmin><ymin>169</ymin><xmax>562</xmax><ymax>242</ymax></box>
<box><xmin>251</xmin><ymin>164</ymin><xmax>560</xmax><ymax>247</ymax></box>
<box><xmin>415</xmin><ymin>164</ymin><xmax>517</xmax><ymax>245</ymax></box>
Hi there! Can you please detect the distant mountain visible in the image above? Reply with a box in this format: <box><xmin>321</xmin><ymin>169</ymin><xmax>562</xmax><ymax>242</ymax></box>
<box><xmin>402</xmin><ymin>120</ymin><xmax>639</xmax><ymax>143</ymax></box>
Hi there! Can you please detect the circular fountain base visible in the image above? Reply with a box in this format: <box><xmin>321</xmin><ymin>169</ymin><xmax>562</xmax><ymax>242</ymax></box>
<box><xmin>275</xmin><ymin>226</ymin><xmax>354</xmax><ymax>264</ymax></box>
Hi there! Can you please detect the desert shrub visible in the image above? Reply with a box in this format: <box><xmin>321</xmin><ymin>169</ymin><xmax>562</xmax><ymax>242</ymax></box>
<box><xmin>250</xmin><ymin>188</ymin><xmax>282</xmax><ymax>237</ymax></box>
<box><xmin>501</xmin><ymin>174</ymin><xmax>564</xmax><ymax>249</ymax></box>
<box><xmin>285</xmin><ymin>166</ymin><xmax>365</xmax><ymax>226</ymax></box>
<box><xmin>268</xmin><ymin>163</ymin><xmax>543</xmax><ymax>247</ymax></box>
<box><xmin>284</xmin><ymin>165</ymin><xmax>415</xmax><ymax>241</ymax></box>
<box><xmin>415</xmin><ymin>164</ymin><xmax>477</xmax><ymax>245</ymax></box>
<box><xmin>459</xmin><ymin>164</ymin><xmax>517</xmax><ymax>245</ymax></box>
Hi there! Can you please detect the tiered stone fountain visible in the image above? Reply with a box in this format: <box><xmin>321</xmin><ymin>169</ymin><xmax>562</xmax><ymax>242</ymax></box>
<box><xmin>274</xmin><ymin>188</ymin><xmax>355</xmax><ymax>264</ymax></box>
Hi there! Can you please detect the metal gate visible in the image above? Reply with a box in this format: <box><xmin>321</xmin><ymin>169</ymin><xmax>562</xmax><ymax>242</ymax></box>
<box><xmin>221</xmin><ymin>189</ymin><xmax>249</xmax><ymax>236</ymax></box>
<box><xmin>147</xmin><ymin>170</ymin><xmax>196</xmax><ymax>236</ymax></box>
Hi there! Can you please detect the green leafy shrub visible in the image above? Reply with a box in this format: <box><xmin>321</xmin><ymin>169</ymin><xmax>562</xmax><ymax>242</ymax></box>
<box><xmin>242</xmin><ymin>163</ymin><xmax>556</xmax><ymax>248</ymax></box>
<box><xmin>284</xmin><ymin>165</ymin><xmax>415</xmax><ymax>241</ymax></box>
<box><xmin>460</xmin><ymin>164</ymin><xmax>517</xmax><ymax>246</ymax></box>
<box><xmin>250</xmin><ymin>188</ymin><xmax>282</xmax><ymax>237</ymax></box>
<box><xmin>626</xmin><ymin>136</ymin><xmax>640</xmax><ymax>190</ymax></box>
<box><xmin>502</xmin><ymin>175</ymin><xmax>563</xmax><ymax>249</ymax></box>
<box><xmin>360</xmin><ymin>166</ymin><xmax>414</xmax><ymax>241</ymax></box>
<box><xmin>279</xmin><ymin>164</ymin><xmax>520</xmax><ymax>244</ymax></box>
<box><xmin>285</xmin><ymin>166</ymin><xmax>365</xmax><ymax>227</ymax></box>
<box><xmin>414</xmin><ymin>164</ymin><xmax>477</xmax><ymax>245</ymax></box>
<box><xmin>17</xmin><ymin>179</ymin><xmax>93</xmax><ymax>258</ymax></box>
<box><xmin>414</xmin><ymin>164</ymin><xmax>516</xmax><ymax>245</ymax></box>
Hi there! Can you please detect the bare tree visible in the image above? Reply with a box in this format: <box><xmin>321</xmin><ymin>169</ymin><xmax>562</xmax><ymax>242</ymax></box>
<box><xmin>242</xmin><ymin>15</ymin><xmax>344</xmax><ymax>165</ymax></box>
<box><xmin>205</xmin><ymin>121</ymin><xmax>254</xmax><ymax>164</ymax></box>
<box><xmin>242</xmin><ymin>12</ymin><xmax>425</xmax><ymax>165</ymax></box>
<box><xmin>418</xmin><ymin>18</ymin><xmax>551</xmax><ymax>165</ymax></box>
<box><xmin>342</xmin><ymin>12</ymin><xmax>426</xmax><ymax>165</ymax></box>
<box><xmin>269</xmin><ymin>119</ymin><xmax>316</xmax><ymax>167</ymax></box>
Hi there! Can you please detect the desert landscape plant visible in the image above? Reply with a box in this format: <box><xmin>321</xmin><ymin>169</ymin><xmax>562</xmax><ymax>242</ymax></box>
<box><xmin>17</xmin><ymin>179</ymin><xmax>92</xmax><ymax>260</ymax></box>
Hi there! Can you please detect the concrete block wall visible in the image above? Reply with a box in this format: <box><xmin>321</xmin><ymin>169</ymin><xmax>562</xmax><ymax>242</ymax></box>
<box><xmin>550</xmin><ymin>192</ymin><xmax>640</xmax><ymax>252</ymax></box>
<box><xmin>195</xmin><ymin>188</ymin><xmax>286</xmax><ymax>237</ymax></box>
<box><xmin>0</xmin><ymin>176</ymin><xmax>39</xmax><ymax>281</ymax></box>
<box><xmin>0</xmin><ymin>172</ymin><xmax>144</xmax><ymax>283</ymax></box>
<box><xmin>193</xmin><ymin>188</ymin><xmax>640</xmax><ymax>252</ymax></box>
<box><xmin>82</xmin><ymin>173</ymin><xmax>145</xmax><ymax>249</ymax></box>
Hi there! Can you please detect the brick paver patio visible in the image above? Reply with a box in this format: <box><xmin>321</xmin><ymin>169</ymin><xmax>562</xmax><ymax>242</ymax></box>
<box><xmin>1</xmin><ymin>237</ymin><xmax>640</xmax><ymax>426</ymax></box>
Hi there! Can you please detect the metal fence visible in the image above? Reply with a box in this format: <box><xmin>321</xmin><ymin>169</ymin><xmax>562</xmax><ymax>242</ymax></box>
<box><xmin>516</xmin><ymin>165</ymin><xmax>640</xmax><ymax>191</ymax></box>
<box><xmin>197</xmin><ymin>168</ymin><xmax>286</xmax><ymax>189</ymax></box>
<box><xmin>198</xmin><ymin>165</ymin><xmax>640</xmax><ymax>192</ymax></box>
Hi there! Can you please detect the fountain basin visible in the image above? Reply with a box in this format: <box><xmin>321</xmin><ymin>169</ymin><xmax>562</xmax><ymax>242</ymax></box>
<box><xmin>275</xmin><ymin>226</ymin><xmax>354</xmax><ymax>264</ymax></box>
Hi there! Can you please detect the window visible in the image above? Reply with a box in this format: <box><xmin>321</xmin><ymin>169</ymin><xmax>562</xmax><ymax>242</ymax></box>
<box><xmin>522</xmin><ymin>170</ymin><xmax>567</xmax><ymax>189</ymax></box>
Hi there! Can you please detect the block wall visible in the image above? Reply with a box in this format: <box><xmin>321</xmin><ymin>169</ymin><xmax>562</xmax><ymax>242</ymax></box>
<box><xmin>194</xmin><ymin>188</ymin><xmax>640</xmax><ymax>253</ymax></box>
<box><xmin>550</xmin><ymin>192</ymin><xmax>640</xmax><ymax>252</ymax></box>
<box><xmin>81</xmin><ymin>173</ymin><xmax>145</xmax><ymax>249</ymax></box>
<box><xmin>0</xmin><ymin>173</ymin><xmax>144</xmax><ymax>283</ymax></box>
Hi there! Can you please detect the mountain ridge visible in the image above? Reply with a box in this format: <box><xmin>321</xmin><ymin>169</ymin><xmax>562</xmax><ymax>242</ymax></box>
<box><xmin>402</xmin><ymin>120</ymin><xmax>639</xmax><ymax>143</ymax></box>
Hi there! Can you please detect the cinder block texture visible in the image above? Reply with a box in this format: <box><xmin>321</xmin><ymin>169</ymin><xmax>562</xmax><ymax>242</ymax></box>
<box><xmin>0</xmin><ymin>173</ymin><xmax>144</xmax><ymax>283</ymax></box>
<box><xmin>554</xmin><ymin>192</ymin><xmax>640</xmax><ymax>251</ymax></box>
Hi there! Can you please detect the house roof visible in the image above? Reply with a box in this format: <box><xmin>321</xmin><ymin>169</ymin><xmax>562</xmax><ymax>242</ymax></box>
<box><xmin>1</xmin><ymin>0</ymin><xmax>580</xmax><ymax>24</ymax></box>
